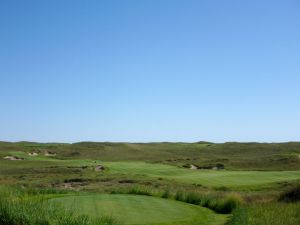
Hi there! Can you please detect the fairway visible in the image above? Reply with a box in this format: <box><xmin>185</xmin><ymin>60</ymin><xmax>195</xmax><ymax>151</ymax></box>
<box><xmin>50</xmin><ymin>194</ymin><xmax>227</xmax><ymax>225</ymax></box>
<box><xmin>105</xmin><ymin>162</ymin><xmax>300</xmax><ymax>189</ymax></box>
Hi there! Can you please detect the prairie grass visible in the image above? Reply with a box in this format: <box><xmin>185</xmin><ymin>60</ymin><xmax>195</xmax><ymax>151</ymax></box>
<box><xmin>111</xmin><ymin>186</ymin><xmax>242</xmax><ymax>214</ymax></box>
<box><xmin>0</xmin><ymin>187</ymin><xmax>121</xmax><ymax>225</ymax></box>
<box><xmin>228</xmin><ymin>203</ymin><xmax>300</xmax><ymax>225</ymax></box>
<box><xmin>174</xmin><ymin>191</ymin><xmax>242</xmax><ymax>213</ymax></box>
<box><xmin>278</xmin><ymin>184</ymin><xmax>300</xmax><ymax>202</ymax></box>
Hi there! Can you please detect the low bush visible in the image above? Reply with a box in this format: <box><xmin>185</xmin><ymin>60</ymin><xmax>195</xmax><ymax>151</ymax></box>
<box><xmin>279</xmin><ymin>185</ymin><xmax>300</xmax><ymax>202</ymax></box>
<box><xmin>174</xmin><ymin>191</ymin><xmax>184</xmax><ymax>201</ymax></box>
<box><xmin>161</xmin><ymin>190</ymin><xmax>170</xmax><ymax>198</ymax></box>
<box><xmin>215</xmin><ymin>194</ymin><xmax>242</xmax><ymax>213</ymax></box>
<box><xmin>184</xmin><ymin>192</ymin><xmax>202</xmax><ymax>205</ymax></box>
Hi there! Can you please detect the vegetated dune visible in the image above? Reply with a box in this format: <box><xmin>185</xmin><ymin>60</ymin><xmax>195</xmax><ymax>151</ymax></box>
<box><xmin>0</xmin><ymin>141</ymin><xmax>299</xmax><ymax>225</ymax></box>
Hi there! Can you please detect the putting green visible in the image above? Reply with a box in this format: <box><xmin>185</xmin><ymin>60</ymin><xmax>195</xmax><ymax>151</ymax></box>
<box><xmin>50</xmin><ymin>194</ymin><xmax>227</xmax><ymax>225</ymax></box>
<box><xmin>104</xmin><ymin>162</ymin><xmax>300</xmax><ymax>189</ymax></box>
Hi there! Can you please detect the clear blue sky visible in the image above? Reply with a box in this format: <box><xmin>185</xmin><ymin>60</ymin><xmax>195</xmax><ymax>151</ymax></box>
<box><xmin>0</xmin><ymin>1</ymin><xmax>299</xmax><ymax>143</ymax></box>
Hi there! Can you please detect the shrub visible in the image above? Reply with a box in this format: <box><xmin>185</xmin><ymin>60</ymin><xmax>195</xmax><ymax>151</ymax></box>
<box><xmin>185</xmin><ymin>192</ymin><xmax>202</xmax><ymax>205</ymax></box>
<box><xmin>215</xmin><ymin>194</ymin><xmax>242</xmax><ymax>213</ymax></box>
<box><xmin>279</xmin><ymin>185</ymin><xmax>300</xmax><ymax>202</ymax></box>
<box><xmin>174</xmin><ymin>191</ymin><xmax>185</xmax><ymax>201</ymax></box>
<box><xmin>161</xmin><ymin>190</ymin><xmax>170</xmax><ymax>198</ymax></box>
<box><xmin>127</xmin><ymin>187</ymin><xmax>152</xmax><ymax>196</ymax></box>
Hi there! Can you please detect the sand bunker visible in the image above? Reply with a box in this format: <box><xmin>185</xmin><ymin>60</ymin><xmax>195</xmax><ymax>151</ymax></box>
<box><xmin>95</xmin><ymin>165</ymin><xmax>105</xmax><ymax>171</ymax></box>
<box><xmin>3</xmin><ymin>156</ymin><xmax>24</xmax><ymax>161</ymax></box>
<box><xmin>62</xmin><ymin>182</ymin><xmax>73</xmax><ymax>189</ymax></box>
<box><xmin>28</xmin><ymin>152</ymin><xmax>39</xmax><ymax>156</ymax></box>
<box><xmin>189</xmin><ymin>163</ymin><xmax>224</xmax><ymax>170</ymax></box>
<box><xmin>190</xmin><ymin>164</ymin><xmax>198</xmax><ymax>170</ymax></box>
<box><xmin>44</xmin><ymin>151</ymin><xmax>56</xmax><ymax>156</ymax></box>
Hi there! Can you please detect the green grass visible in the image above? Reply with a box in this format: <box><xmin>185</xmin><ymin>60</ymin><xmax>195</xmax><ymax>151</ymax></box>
<box><xmin>1</xmin><ymin>141</ymin><xmax>300</xmax><ymax>225</ymax></box>
<box><xmin>0</xmin><ymin>187</ymin><xmax>120</xmax><ymax>225</ymax></box>
<box><xmin>1</xmin><ymin>141</ymin><xmax>300</xmax><ymax>170</ymax></box>
<box><xmin>104</xmin><ymin>162</ymin><xmax>300</xmax><ymax>189</ymax></box>
<box><xmin>228</xmin><ymin>203</ymin><xmax>300</xmax><ymax>225</ymax></box>
<box><xmin>50</xmin><ymin>194</ymin><xmax>228</xmax><ymax>225</ymax></box>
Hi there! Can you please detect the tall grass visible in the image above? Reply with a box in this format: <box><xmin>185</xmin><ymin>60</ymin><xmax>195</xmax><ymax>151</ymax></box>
<box><xmin>227</xmin><ymin>203</ymin><xmax>300</xmax><ymax>225</ymax></box>
<box><xmin>174</xmin><ymin>191</ymin><xmax>242</xmax><ymax>213</ymax></box>
<box><xmin>111</xmin><ymin>186</ymin><xmax>241</xmax><ymax>214</ymax></box>
<box><xmin>0</xmin><ymin>187</ymin><xmax>121</xmax><ymax>225</ymax></box>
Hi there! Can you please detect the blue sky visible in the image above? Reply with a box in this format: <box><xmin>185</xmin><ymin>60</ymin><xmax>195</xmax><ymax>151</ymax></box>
<box><xmin>0</xmin><ymin>0</ymin><xmax>299</xmax><ymax>143</ymax></box>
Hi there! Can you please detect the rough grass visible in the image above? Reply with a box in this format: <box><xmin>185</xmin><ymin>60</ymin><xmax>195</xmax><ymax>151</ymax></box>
<box><xmin>278</xmin><ymin>185</ymin><xmax>300</xmax><ymax>202</ymax></box>
<box><xmin>0</xmin><ymin>187</ymin><xmax>121</xmax><ymax>225</ymax></box>
<box><xmin>1</xmin><ymin>141</ymin><xmax>300</xmax><ymax>170</ymax></box>
<box><xmin>227</xmin><ymin>203</ymin><xmax>300</xmax><ymax>225</ymax></box>
<box><xmin>111</xmin><ymin>186</ymin><xmax>241</xmax><ymax>214</ymax></box>
<box><xmin>104</xmin><ymin>161</ymin><xmax>300</xmax><ymax>189</ymax></box>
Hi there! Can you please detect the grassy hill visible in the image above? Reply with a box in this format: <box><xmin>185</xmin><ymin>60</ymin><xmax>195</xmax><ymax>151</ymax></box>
<box><xmin>1</xmin><ymin>141</ymin><xmax>300</xmax><ymax>170</ymax></box>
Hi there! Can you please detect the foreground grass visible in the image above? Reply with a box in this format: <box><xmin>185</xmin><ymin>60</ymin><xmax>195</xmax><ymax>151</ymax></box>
<box><xmin>50</xmin><ymin>194</ymin><xmax>228</xmax><ymax>225</ymax></box>
<box><xmin>228</xmin><ymin>203</ymin><xmax>300</xmax><ymax>225</ymax></box>
<box><xmin>0</xmin><ymin>187</ymin><xmax>120</xmax><ymax>225</ymax></box>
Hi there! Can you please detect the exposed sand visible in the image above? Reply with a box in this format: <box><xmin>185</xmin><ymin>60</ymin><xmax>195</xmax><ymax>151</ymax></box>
<box><xmin>3</xmin><ymin>156</ymin><xmax>24</xmax><ymax>161</ymax></box>
<box><xmin>28</xmin><ymin>152</ymin><xmax>39</xmax><ymax>156</ymax></box>
<box><xmin>190</xmin><ymin>164</ymin><xmax>198</xmax><ymax>170</ymax></box>
<box><xmin>95</xmin><ymin>165</ymin><xmax>105</xmax><ymax>171</ymax></box>
<box><xmin>44</xmin><ymin>151</ymin><xmax>56</xmax><ymax>156</ymax></box>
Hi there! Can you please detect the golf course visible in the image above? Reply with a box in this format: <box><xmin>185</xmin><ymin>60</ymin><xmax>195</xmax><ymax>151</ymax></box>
<box><xmin>0</xmin><ymin>142</ymin><xmax>300</xmax><ymax>225</ymax></box>
<box><xmin>105</xmin><ymin>161</ymin><xmax>300</xmax><ymax>189</ymax></box>
<box><xmin>2</xmin><ymin>1</ymin><xmax>299</xmax><ymax>224</ymax></box>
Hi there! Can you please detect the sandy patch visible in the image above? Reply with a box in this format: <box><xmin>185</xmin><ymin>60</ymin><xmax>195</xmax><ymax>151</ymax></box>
<box><xmin>190</xmin><ymin>164</ymin><xmax>198</xmax><ymax>170</ymax></box>
<box><xmin>3</xmin><ymin>156</ymin><xmax>24</xmax><ymax>161</ymax></box>
<box><xmin>28</xmin><ymin>152</ymin><xmax>39</xmax><ymax>156</ymax></box>
<box><xmin>44</xmin><ymin>151</ymin><xmax>56</xmax><ymax>156</ymax></box>
<box><xmin>95</xmin><ymin>165</ymin><xmax>105</xmax><ymax>171</ymax></box>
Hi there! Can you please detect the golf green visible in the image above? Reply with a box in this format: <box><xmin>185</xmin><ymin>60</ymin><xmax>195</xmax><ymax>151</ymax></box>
<box><xmin>50</xmin><ymin>194</ymin><xmax>227</xmax><ymax>225</ymax></box>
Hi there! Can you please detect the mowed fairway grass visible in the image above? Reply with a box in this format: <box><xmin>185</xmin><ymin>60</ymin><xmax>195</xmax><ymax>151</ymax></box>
<box><xmin>105</xmin><ymin>162</ymin><xmax>300</xmax><ymax>189</ymax></box>
<box><xmin>50</xmin><ymin>194</ymin><xmax>227</xmax><ymax>225</ymax></box>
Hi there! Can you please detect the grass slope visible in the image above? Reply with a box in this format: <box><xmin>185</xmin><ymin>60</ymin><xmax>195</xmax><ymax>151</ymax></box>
<box><xmin>1</xmin><ymin>141</ymin><xmax>300</xmax><ymax>170</ymax></box>
<box><xmin>105</xmin><ymin>162</ymin><xmax>300</xmax><ymax>189</ymax></box>
<box><xmin>50</xmin><ymin>194</ymin><xmax>228</xmax><ymax>225</ymax></box>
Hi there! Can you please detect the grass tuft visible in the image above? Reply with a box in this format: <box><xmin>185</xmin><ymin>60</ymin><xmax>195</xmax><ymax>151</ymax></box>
<box><xmin>227</xmin><ymin>203</ymin><xmax>300</xmax><ymax>225</ymax></box>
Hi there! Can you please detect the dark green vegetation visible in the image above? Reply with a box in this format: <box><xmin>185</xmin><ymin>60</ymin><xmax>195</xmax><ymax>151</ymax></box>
<box><xmin>0</xmin><ymin>141</ymin><xmax>300</xmax><ymax>225</ymax></box>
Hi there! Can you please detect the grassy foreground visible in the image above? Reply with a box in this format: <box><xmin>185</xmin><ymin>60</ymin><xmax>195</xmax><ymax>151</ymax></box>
<box><xmin>0</xmin><ymin>187</ymin><xmax>120</xmax><ymax>225</ymax></box>
<box><xmin>50</xmin><ymin>194</ymin><xmax>228</xmax><ymax>225</ymax></box>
